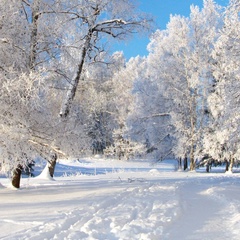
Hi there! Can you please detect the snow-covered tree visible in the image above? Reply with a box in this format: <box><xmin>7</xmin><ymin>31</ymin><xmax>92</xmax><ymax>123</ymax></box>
<box><xmin>116</xmin><ymin>54</ymin><xmax>173</xmax><ymax>161</ymax></box>
<box><xmin>79</xmin><ymin>52</ymin><xmax>124</xmax><ymax>155</ymax></box>
<box><xmin>136</xmin><ymin>0</ymin><xmax>222</xmax><ymax>169</ymax></box>
<box><xmin>202</xmin><ymin>0</ymin><xmax>240</xmax><ymax>172</ymax></box>
<box><xmin>0</xmin><ymin>0</ymin><xmax>90</xmax><ymax>187</ymax></box>
<box><xmin>104</xmin><ymin>55</ymin><xmax>146</xmax><ymax>160</ymax></box>
<box><xmin>0</xmin><ymin>0</ymin><xmax>48</xmax><ymax>187</ymax></box>
<box><xmin>59</xmin><ymin>0</ymin><xmax>151</xmax><ymax>117</ymax></box>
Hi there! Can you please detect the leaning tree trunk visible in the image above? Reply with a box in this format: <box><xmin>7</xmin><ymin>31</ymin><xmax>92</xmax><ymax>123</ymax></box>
<box><xmin>48</xmin><ymin>153</ymin><xmax>57</xmax><ymax>178</ymax></box>
<box><xmin>60</xmin><ymin>32</ymin><xmax>92</xmax><ymax>118</ymax></box>
<box><xmin>11</xmin><ymin>164</ymin><xmax>23</xmax><ymax>188</ymax></box>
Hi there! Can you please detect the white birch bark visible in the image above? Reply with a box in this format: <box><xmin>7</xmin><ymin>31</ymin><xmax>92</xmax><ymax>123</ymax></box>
<box><xmin>29</xmin><ymin>0</ymin><xmax>40</xmax><ymax>70</ymax></box>
<box><xmin>60</xmin><ymin>33</ymin><xmax>92</xmax><ymax>117</ymax></box>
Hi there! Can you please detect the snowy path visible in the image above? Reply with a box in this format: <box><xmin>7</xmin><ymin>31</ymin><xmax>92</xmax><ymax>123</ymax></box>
<box><xmin>164</xmin><ymin>177</ymin><xmax>237</xmax><ymax>240</ymax></box>
<box><xmin>1</xmin><ymin>161</ymin><xmax>240</xmax><ymax>239</ymax></box>
<box><xmin>0</xmin><ymin>177</ymin><xmax>180</xmax><ymax>240</ymax></box>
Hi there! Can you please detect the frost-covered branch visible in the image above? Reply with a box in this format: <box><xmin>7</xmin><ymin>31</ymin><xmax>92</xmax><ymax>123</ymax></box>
<box><xmin>59</xmin><ymin>0</ymin><xmax>151</xmax><ymax>117</ymax></box>
<box><xmin>28</xmin><ymin>139</ymin><xmax>67</xmax><ymax>158</ymax></box>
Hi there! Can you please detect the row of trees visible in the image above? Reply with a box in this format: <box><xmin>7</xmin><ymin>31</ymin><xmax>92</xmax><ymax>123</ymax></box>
<box><xmin>0</xmin><ymin>0</ymin><xmax>150</xmax><ymax>187</ymax></box>
<box><xmin>127</xmin><ymin>0</ymin><xmax>240</xmax><ymax>172</ymax></box>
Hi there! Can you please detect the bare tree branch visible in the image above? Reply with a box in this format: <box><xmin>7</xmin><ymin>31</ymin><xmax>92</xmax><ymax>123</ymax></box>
<box><xmin>139</xmin><ymin>113</ymin><xmax>171</xmax><ymax>120</ymax></box>
<box><xmin>21</xmin><ymin>0</ymin><xmax>30</xmax><ymax>6</ymax></box>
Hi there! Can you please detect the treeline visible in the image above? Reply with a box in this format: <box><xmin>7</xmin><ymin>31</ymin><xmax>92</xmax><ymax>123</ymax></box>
<box><xmin>128</xmin><ymin>0</ymin><xmax>240</xmax><ymax>172</ymax></box>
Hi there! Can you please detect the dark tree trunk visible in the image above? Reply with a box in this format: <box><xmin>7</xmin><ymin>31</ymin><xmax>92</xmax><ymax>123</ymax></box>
<box><xmin>184</xmin><ymin>155</ymin><xmax>188</xmax><ymax>171</ymax></box>
<box><xmin>225</xmin><ymin>159</ymin><xmax>229</xmax><ymax>172</ymax></box>
<box><xmin>190</xmin><ymin>148</ymin><xmax>195</xmax><ymax>171</ymax></box>
<box><xmin>12</xmin><ymin>164</ymin><xmax>23</xmax><ymax>188</ymax></box>
<box><xmin>48</xmin><ymin>153</ymin><xmax>57</xmax><ymax>178</ymax></box>
<box><xmin>206</xmin><ymin>164</ymin><xmax>210</xmax><ymax>173</ymax></box>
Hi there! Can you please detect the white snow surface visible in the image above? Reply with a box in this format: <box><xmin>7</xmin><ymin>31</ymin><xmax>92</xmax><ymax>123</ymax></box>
<box><xmin>1</xmin><ymin>158</ymin><xmax>240</xmax><ymax>240</ymax></box>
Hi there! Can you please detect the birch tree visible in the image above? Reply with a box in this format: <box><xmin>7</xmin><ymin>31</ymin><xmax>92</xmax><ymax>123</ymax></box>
<box><xmin>203</xmin><ymin>0</ymin><xmax>240</xmax><ymax>172</ymax></box>
<box><xmin>59</xmin><ymin>0</ymin><xmax>151</xmax><ymax>118</ymax></box>
<box><xmin>143</xmin><ymin>0</ymin><xmax>221</xmax><ymax>170</ymax></box>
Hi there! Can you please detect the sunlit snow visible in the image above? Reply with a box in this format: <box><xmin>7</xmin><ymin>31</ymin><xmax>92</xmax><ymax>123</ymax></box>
<box><xmin>1</xmin><ymin>158</ymin><xmax>240</xmax><ymax>240</ymax></box>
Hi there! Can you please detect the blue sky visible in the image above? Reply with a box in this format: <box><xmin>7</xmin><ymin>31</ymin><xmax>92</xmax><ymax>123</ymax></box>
<box><xmin>113</xmin><ymin>0</ymin><xmax>229</xmax><ymax>59</ymax></box>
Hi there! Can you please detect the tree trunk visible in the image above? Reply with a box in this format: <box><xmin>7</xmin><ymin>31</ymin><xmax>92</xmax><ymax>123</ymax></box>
<box><xmin>183</xmin><ymin>155</ymin><xmax>188</xmax><ymax>171</ymax></box>
<box><xmin>189</xmin><ymin>137</ymin><xmax>195</xmax><ymax>171</ymax></box>
<box><xmin>178</xmin><ymin>157</ymin><xmax>182</xmax><ymax>170</ymax></box>
<box><xmin>11</xmin><ymin>164</ymin><xmax>23</xmax><ymax>188</ymax></box>
<box><xmin>225</xmin><ymin>159</ymin><xmax>229</xmax><ymax>172</ymax></box>
<box><xmin>189</xmin><ymin>93</ymin><xmax>197</xmax><ymax>171</ymax></box>
<box><xmin>48</xmin><ymin>153</ymin><xmax>57</xmax><ymax>178</ymax></box>
<box><xmin>229</xmin><ymin>155</ymin><xmax>234</xmax><ymax>173</ymax></box>
<box><xmin>190</xmin><ymin>151</ymin><xmax>195</xmax><ymax>171</ymax></box>
<box><xmin>206</xmin><ymin>164</ymin><xmax>210</xmax><ymax>173</ymax></box>
<box><xmin>60</xmin><ymin>32</ymin><xmax>92</xmax><ymax>118</ymax></box>
<box><xmin>29</xmin><ymin>0</ymin><xmax>40</xmax><ymax>70</ymax></box>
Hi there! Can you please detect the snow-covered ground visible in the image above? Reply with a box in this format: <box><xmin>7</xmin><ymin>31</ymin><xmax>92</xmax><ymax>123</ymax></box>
<box><xmin>1</xmin><ymin>158</ymin><xmax>240</xmax><ymax>240</ymax></box>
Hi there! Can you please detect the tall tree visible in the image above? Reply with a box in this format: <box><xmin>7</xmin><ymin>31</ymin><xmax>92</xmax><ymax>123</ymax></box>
<box><xmin>203</xmin><ymin>0</ymin><xmax>240</xmax><ymax>172</ymax></box>
<box><xmin>138</xmin><ymin>0</ymin><xmax>222</xmax><ymax>169</ymax></box>
<box><xmin>59</xmin><ymin>0</ymin><xmax>151</xmax><ymax>117</ymax></box>
<box><xmin>102</xmin><ymin>54</ymin><xmax>146</xmax><ymax>160</ymax></box>
<box><xmin>79</xmin><ymin>52</ymin><xmax>123</xmax><ymax>155</ymax></box>
<box><xmin>0</xmin><ymin>0</ymin><xmax>89</xmax><ymax>187</ymax></box>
